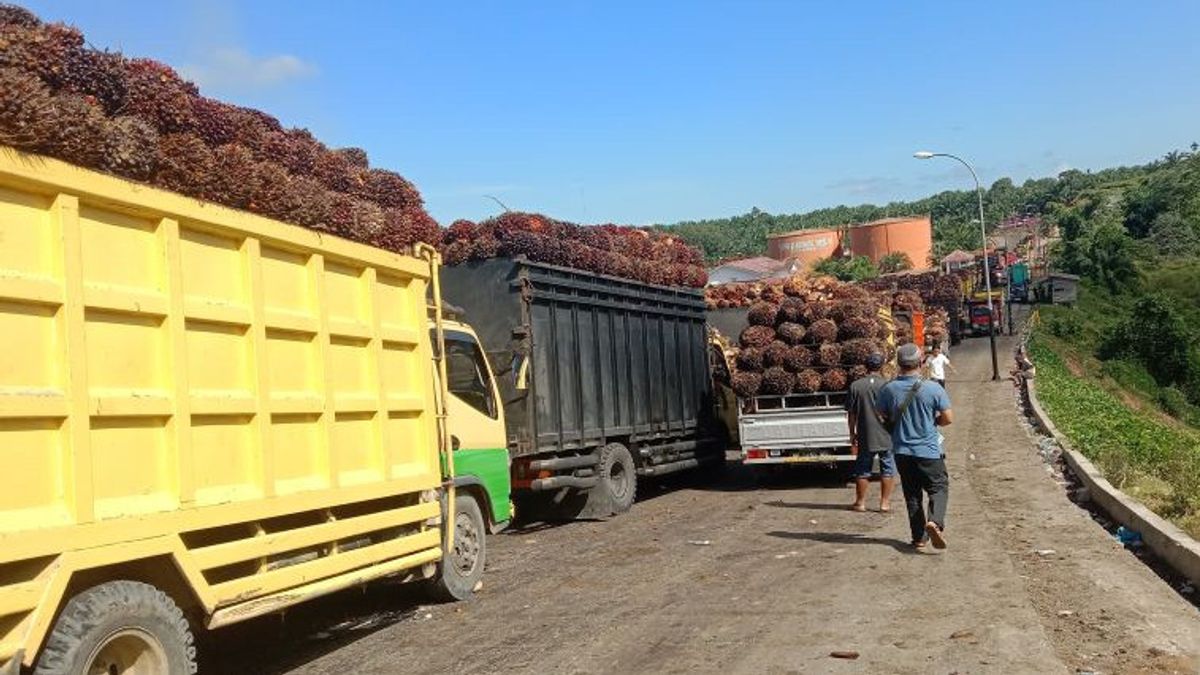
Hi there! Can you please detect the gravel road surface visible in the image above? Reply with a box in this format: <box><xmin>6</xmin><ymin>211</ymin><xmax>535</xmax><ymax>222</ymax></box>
<box><xmin>210</xmin><ymin>333</ymin><xmax>1200</xmax><ymax>675</ymax></box>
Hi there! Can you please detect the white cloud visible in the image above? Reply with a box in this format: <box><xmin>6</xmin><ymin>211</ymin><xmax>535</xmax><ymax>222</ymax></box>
<box><xmin>181</xmin><ymin>47</ymin><xmax>315</xmax><ymax>90</ymax></box>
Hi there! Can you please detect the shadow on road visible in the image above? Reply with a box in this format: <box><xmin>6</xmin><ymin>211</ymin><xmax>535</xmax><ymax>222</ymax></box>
<box><xmin>767</xmin><ymin>530</ymin><xmax>915</xmax><ymax>554</ymax></box>
<box><xmin>203</xmin><ymin>579</ymin><xmax>431</xmax><ymax>675</ymax></box>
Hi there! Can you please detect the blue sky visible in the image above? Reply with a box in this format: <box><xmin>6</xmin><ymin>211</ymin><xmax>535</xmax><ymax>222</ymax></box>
<box><xmin>23</xmin><ymin>1</ymin><xmax>1200</xmax><ymax>225</ymax></box>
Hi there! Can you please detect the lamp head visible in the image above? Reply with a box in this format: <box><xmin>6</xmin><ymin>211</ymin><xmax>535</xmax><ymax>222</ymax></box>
<box><xmin>913</xmin><ymin>151</ymin><xmax>935</xmax><ymax>159</ymax></box>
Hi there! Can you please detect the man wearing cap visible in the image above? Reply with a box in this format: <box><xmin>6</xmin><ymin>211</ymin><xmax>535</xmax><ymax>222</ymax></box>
<box><xmin>877</xmin><ymin>343</ymin><xmax>954</xmax><ymax>550</ymax></box>
<box><xmin>845</xmin><ymin>352</ymin><xmax>895</xmax><ymax>512</ymax></box>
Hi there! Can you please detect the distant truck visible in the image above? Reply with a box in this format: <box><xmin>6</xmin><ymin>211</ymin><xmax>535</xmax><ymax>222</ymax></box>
<box><xmin>440</xmin><ymin>258</ymin><xmax>722</xmax><ymax>519</ymax></box>
<box><xmin>967</xmin><ymin>293</ymin><xmax>1004</xmax><ymax>336</ymax></box>
<box><xmin>1008</xmin><ymin>262</ymin><xmax>1030</xmax><ymax>303</ymax></box>
<box><xmin>0</xmin><ymin>148</ymin><xmax>508</xmax><ymax>674</ymax></box>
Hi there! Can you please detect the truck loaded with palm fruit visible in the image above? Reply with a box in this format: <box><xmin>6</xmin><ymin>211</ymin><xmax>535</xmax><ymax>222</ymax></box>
<box><xmin>0</xmin><ymin>7</ymin><xmax>493</xmax><ymax>672</ymax></box>
<box><xmin>705</xmin><ymin>272</ymin><xmax>959</xmax><ymax>466</ymax></box>
<box><xmin>438</xmin><ymin>215</ymin><xmax>721</xmax><ymax>518</ymax></box>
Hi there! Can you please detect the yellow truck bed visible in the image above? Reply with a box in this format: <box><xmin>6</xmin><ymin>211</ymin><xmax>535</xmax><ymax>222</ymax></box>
<box><xmin>0</xmin><ymin>148</ymin><xmax>447</xmax><ymax>668</ymax></box>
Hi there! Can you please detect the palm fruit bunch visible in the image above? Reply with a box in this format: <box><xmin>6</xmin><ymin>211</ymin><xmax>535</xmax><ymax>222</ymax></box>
<box><xmin>731</xmin><ymin>372</ymin><xmax>762</xmax><ymax>398</ymax></box>
<box><xmin>864</xmin><ymin>270</ymin><xmax>965</xmax><ymax>308</ymax></box>
<box><xmin>719</xmin><ymin>273</ymin><xmax>898</xmax><ymax>396</ymax></box>
<box><xmin>0</xmin><ymin>4</ymin><xmax>440</xmax><ymax>254</ymax></box>
<box><xmin>760</xmin><ymin>367</ymin><xmax>794</xmax><ymax>396</ymax></box>
<box><xmin>821</xmin><ymin>368</ymin><xmax>848</xmax><ymax>392</ymax></box>
<box><xmin>439</xmin><ymin>212</ymin><xmax>707</xmax><ymax>288</ymax></box>
<box><xmin>794</xmin><ymin>369</ymin><xmax>822</xmax><ymax>394</ymax></box>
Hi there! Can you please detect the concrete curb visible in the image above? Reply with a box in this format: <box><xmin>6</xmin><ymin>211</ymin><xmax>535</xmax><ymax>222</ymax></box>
<box><xmin>1025</xmin><ymin>377</ymin><xmax>1200</xmax><ymax>588</ymax></box>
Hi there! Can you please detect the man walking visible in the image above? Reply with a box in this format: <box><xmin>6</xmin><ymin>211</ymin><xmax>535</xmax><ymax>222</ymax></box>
<box><xmin>877</xmin><ymin>343</ymin><xmax>954</xmax><ymax>550</ymax></box>
<box><xmin>846</xmin><ymin>352</ymin><xmax>895</xmax><ymax>512</ymax></box>
<box><xmin>926</xmin><ymin>344</ymin><xmax>955</xmax><ymax>389</ymax></box>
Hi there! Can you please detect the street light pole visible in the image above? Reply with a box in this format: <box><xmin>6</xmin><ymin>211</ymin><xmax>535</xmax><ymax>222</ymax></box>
<box><xmin>913</xmin><ymin>151</ymin><xmax>1001</xmax><ymax>381</ymax></box>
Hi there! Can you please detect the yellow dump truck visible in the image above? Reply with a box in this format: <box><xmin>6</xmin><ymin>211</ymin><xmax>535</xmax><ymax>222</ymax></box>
<box><xmin>0</xmin><ymin>148</ymin><xmax>509</xmax><ymax>674</ymax></box>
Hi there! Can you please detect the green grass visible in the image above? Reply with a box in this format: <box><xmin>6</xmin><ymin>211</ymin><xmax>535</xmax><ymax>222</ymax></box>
<box><xmin>1029</xmin><ymin>335</ymin><xmax>1200</xmax><ymax>538</ymax></box>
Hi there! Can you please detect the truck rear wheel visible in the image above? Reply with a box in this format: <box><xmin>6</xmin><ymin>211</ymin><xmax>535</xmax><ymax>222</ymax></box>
<box><xmin>431</xmin><ymin>493</ymin><xmax>486</xmax><ymax>602</ymax></box>
<box><xmin>34</xmin><ymin>580</ymin><xmax>196</xmax><ymax>675</ymax></box>
<box><xmin>598</xmin><ymin>443</ymin><xmax>637</xmax><ymax>514</ymax></box>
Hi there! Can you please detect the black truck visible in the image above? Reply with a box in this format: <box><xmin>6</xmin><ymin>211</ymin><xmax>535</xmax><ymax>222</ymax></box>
<box><xmin>440</xmin><ymin>257</ymin><xmax>722</xmax><ymax>518</ymax></box>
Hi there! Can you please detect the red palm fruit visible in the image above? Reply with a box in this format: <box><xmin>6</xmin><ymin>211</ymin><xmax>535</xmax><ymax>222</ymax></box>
<box><xmin>731</xmin><ymin>372</ymin><xmax>762</xmax><ymax>398</ymax></box>
<box><xmin>0</xmin><ymin>22</ymin><xmax>84</xmax><ymax>88</ymax></box>
<box><xmin>0</xmin><ymin>67</ymin><xmax>56</xmax><ymax>149</ymax></box>
<box><xmin>839</xmin><ymin>316</ymin><xmax>879</xmax><ymax>340</ymax></box>
<box><xmin>333</xmin><ymin>146</ymin><xmax>368</xmax><ymax>169</ymax></box>
<box><xmin>269</xmin><ymin>174</ymin><xmax>329</xmax><ymax>229</ymax></box>
<box><xmin>818</xmin><ymin>343</ymin><xmax>842</xmax><ymax>367</ymax></box>
<box><xmin>357</xmin><ymin>168</ymin><xmax>423</xmax><ymax>210</ymax></box>
<box><xmin>442</xmin><ymin>240</ymin><xmax>471</xmax><ymax>266</ymax></box>
<box><xmin>153</xmin><ymin>132</ymin><xmax>213</xmax><ymax>198</ymax></box>
<box><xmin>739</xmin><ymin>325</ymin><xmax>776</xmax><ymax>349</ymax></box>
<box><xmin>794</xmin><ymin>369</ymin><xmax>822</xmax><ymax>394</ymax></box>
<box><xmin>100</xmin><ymin>115</ymin><xmax>159</xmax><ymax>181</ymax></box>
<box><xmin>0</xmin><ymin>4</ymin><xmax>40</xmax><ymax>27</ymax></box>
<box><xmin>470</xmin><ymin>237</ymin><xmax>501</xmax><ymax>260</ymax></box>
<box><xmin>207</xmin><ymin>144</ymin><xmax>261</xmax><ymax>209</ymax></box>
<box><xmin>764</xmin><ymin>341</ymin><xmax>791</xmax><ymax>368</ymax></box>
<box><xmin>47</xmin><ymin>92</ymin><xmax>108</xmax><ymax>168</ymax></box>
<box><xmin>122</xmin><ymin>57</ymin><xmax>197</xmax><ymax>133</ymax></box>
<box><xmin>735</xmin><ymin>347</ymin><xmax>765</xmax><ymax>373</ymax></box>
<box><xmin>777</xmin><ymin>322</ymin><xmax>806</xmax><ymax>346</ymax></box>
<box><xmin>191</xmin><ymin>97</ymin><xmax>240</xmax><ymax>147</ymax></box>
<box><xmin>782</xmin><ymin>276</ymin><xmax>808</xmax><ymax>297</ymax></box>
<box><xmin>821</xmin><ymin>368</ymin><xmax>848</xmax><ymax>392</ymax></box>
<box><xmin>778</xmin><ymin>297</ymin><xmax>805</xmax><ymax>323</ymax></box>
<box><xmin>783</xmin><ymin>345</ymin><xmax>815</xmax><ymax>372</ymax></box>
<box><xmin>444</xmin><ymin>219</ymin><xmax>477</xmax><ymax>244</ymax></box>
<box><xmin>246</xmin><ymin>160</ymin><xmax>292</xmax><ymax>216</ymax></box>
<box><xmin>840</xmin><ymin>338</ymin><xmax>877</xmax><ymax>366</ymax></box>
<box><xmin>680</xmin><ymin>264</ymin><xmax>707</xmax><ymax>287</ymax></box>
<box><xmin>808</xmin><ymin>318</ymin><xmax>838</xmax><ymax>343</ymax></box>
<box><xmin>62</xmin><ymin>48</ymin><xmax>127</xmax><ymax>115</ymax></box>
<box><xmin>747</xmin><ymin>301</ymin><xmax>779</xmax><ymax>327</ymax></box>
<box><xmin>311</xmin><ymin>150</ymin><xmax>357</xmax><ymax>193</ymax></box>
<box><xmin>849</xmin><ymin>365</ymin><xmax>869</xmax><ymax>382</ymax></box>
<box><xmin>256</xmin><ymin>128</ymin><xmax>323</xmax><ymax>176</ymax></box>
<box><xmin>760</xmin><ymin>367</ymin><xmax>795</xmax><ymax>395</ymax></box>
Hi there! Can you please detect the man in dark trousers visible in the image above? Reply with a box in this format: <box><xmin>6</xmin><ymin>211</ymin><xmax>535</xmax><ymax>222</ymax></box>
<box><xmin>877</xmin><ymin>343</ymin><xmax>954</xmax><ymax>550</ymax></box>
<box><xmin>846</xmin><ymin>352</ymin><xmax>895</xmax><ymax>512</ymax></box>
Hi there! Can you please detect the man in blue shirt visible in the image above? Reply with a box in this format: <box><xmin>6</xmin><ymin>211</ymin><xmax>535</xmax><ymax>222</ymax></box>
<box><xmin>877</xmin><ymin>343</ymin><xmax>954</xmax><ymax>550</ymax></box>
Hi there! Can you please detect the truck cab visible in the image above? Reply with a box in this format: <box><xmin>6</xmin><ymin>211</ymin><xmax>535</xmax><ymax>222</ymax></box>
<box><xmin>435</xmin><ymin>319</ymin><xmax>514</xmax><ymax>532</ymax></box>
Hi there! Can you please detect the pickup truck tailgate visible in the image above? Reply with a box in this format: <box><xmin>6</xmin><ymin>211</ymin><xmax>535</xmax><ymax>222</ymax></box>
<box><xmin>738</xmin><ymin>408</ymin><xmax>849</xmax><ymax>450</ymax></box>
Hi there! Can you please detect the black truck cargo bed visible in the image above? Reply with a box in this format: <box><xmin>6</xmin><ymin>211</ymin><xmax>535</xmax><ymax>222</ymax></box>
<box><xmin>440</xmin><ymin>257</ymin><xmax>715</xmax><ymax>463</ymax></box>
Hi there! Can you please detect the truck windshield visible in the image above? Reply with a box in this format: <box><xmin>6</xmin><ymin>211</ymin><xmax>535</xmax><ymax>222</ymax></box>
<box><xmin>444</xmin><ymin>332</ymin><xmax>498</xmax><ymax>418</ymax></box>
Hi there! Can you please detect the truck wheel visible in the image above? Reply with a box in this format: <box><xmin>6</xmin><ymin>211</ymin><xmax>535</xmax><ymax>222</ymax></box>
<box><xmin>598</xmin><ymin>443</ymin><xmax>637</xmax><ymax>514</ymax></box>
<box><xmin>431</xmin><ymin>493</ymin><xmax>486</xmax><ymax>602</ymax></box>
<box><xmin>34</xmin><ymin>580</ymin><xmax>196</xmax><ymax>675</ymax></box>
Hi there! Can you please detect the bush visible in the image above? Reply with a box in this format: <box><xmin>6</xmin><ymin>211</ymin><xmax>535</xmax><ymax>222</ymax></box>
<box><xmin>1044</xmin><ymin>311</ymin><xmax>1083</xmax><ymax>339</ymax></box>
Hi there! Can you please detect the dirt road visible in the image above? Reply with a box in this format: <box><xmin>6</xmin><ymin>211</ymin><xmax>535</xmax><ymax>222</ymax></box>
<box><xmin>212</xmin><ymin>334</ymin><xmax>1200</xmax><ymax>674</ymax></box>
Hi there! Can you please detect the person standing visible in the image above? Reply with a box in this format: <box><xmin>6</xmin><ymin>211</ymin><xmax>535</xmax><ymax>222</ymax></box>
<box><xmin>845</xmin><ymin>352</ymin><xmax>896</xmax><ymax>512</ymax></box>
<box><xmin>926</xmin><ymin>344</ymin><xmax>955</xmax><ymax>389</ymax></box>
<box><xmin>877</xmin><ymin>343</ymin><xmax>954</xmax><ymax>550</ymax></box>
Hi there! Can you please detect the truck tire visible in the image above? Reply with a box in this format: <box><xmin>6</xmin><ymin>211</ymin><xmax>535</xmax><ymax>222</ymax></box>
<box><xmin>34</xmin><ymin>580</ymin><xmax>196</xmax><ymax>675</ymax></box>
<box><xmin>431</xmin><ymin>493</ymin><xmax>486</xmax><ymax>602</ymax></box>
<box><xmin>598</xmin><ymin>442</ymin><xmax>637</xmax><ymax>514</ymax></box>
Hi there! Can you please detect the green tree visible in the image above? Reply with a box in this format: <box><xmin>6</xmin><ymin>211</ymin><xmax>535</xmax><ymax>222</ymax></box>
<box><xmin>1149</xmin><ymin>212</ymin><xmax>1200</xmax><ymax>257</ymax></box>
<box><xmin>1099</xmin><ymin>294</ymin><xmax>1196</xmax><ymax>390</ymax></box>
<box><xmin>877</xmin><ymin>251</ymin><xmax>913</xmax><ymax>274</ymax></box>
<box><xmin>813</xmin><ymin>255</ymin><xmax>878</xmax><ymax>282</ymax></box>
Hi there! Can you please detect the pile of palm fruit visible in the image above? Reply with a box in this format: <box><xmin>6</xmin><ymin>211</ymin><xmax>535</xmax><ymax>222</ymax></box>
<box><xmin>0</xmin><ymin>4</ymin><xmax>438</xmax><ymax>251</ymax></box>
<box><xmin>724</xmin><ymin>276</ymin><xmax>898</xmax><ymax>398</ymax></box>
<box><xmin>440</xmin><ymin>213</ymin><xmax>708</xmax><ymax>288</ymax></box>
<box><xmin>864</xmin><ymin>270</ymin><xmax>964</xmax><ymax>345</ymax></box>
